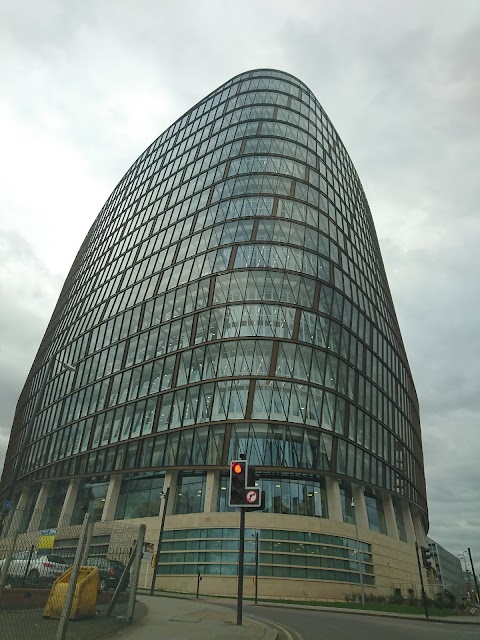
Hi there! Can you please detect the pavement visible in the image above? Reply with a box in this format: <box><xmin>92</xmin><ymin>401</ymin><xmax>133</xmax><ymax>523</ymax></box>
<box><xmin>115</xmin><ymin>595</ymin><xmax>278</xmax><ymax>640</ymax></box>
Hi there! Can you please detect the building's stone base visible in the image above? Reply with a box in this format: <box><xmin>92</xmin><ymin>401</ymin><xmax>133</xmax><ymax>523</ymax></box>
<box><xmin>130</xmin><ymin>511</ymin><xmax>428</xmax><ymax>600</ymax></box>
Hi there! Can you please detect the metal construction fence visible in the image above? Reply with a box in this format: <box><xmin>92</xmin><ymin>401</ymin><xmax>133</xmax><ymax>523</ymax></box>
<box><xmin>0</xmin><ymin>507</ymin><xmax>144</xmax><ymax>640</ymax></box>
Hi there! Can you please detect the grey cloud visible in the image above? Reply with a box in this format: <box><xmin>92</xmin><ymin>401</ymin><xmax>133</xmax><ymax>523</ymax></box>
<box><xmin>0</xmin><ymin>230</ymin><xmax>59</xmax><ymax>473</ymax></box>
<box><xmin>1</xmin><ymin>0</ymin><xmax>479</xmax><ymax>566</ymax></box>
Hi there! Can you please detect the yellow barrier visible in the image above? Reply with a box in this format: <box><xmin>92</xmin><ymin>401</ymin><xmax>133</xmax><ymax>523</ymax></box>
<box><xmin>43</xmin><ymin>566</ymin><xmax>100</xmax><ymax>620</ymax></box>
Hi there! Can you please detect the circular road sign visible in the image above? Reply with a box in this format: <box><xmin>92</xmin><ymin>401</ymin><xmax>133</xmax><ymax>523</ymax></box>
<box><xmin>246</xmin><ymin>490</ymin><xmax>259</xmax><ymax>504</ymax></box>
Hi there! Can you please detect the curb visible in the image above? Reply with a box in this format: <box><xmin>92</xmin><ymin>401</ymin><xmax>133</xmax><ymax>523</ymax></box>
<box><xmin>262</xmin><ymin>628</ymin><xmax>279</xmax><ymax>640</ymax></box>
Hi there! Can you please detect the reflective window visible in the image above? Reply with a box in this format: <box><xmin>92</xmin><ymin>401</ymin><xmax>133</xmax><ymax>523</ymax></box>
<box><xmin>339</xmin><ymin>481</ymin><xmax>355</xmax><ymax>525</ymax></box>
<box><xmin>115</xmin><ymin>472</ymin><xmax>165</xmax><ymax>520</ymax></box>
<box><xmin>13</xmin><ymin>486</ymin><xmax>41</xmax><ymax>535</ymax></box>
<box><xmin>364</xmin><ymin>488</ymin><xmax>387</xmax><ymax>534</ymax></box>
<box><xmin>195</xmin><ymin>304</ymin><xmax>296</xmax><ymax>343</ymax></box>
<box><xmin>39</xmin><ymin>480</ymin><xmax>69</xmax><ymax>530</ymax></box>
<box><xmin>218</xmin><ymin>472</ymin><xmax>329</xmax><ymax>518</ymax></box>
<box><xmin>178</xmin><ymin>340</ymin><xmax>272</xmax><ymax>385</ymax></box>
<box><xmin>213</xmin><ymin>271</ymin><xmax>315</xmax><ymax>307</ymax></box>
<box><xmin>158</xmin><ymin>526</ymin><xmax>373</xmax><ymax>583</ymax></box>
<box><xmin>228</xmin><ymin>423</ymin><xmax>332</xmax><ymax>470</ymax></box>
<box><xmin>392</xmin><ymin>496</ymin><xmax>408</xmax><ymax>542</ymax></box>
<box><xmin>174</xmin><ymin>472</ymin><xmax>206</xmax><ymax>514</ymax></box>
<box><xmin>234</xmin><ymin>244</ymin><xmax>329</xmax><ymax>281</ymax></box>
<box><xmin>71</xmin><ymin>476</ymin><xmax>109</xmax><ymax>525</ymax></box>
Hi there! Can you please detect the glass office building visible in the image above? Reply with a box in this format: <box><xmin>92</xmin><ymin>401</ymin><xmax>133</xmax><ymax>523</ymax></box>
<box><xmin>1</xmin><ymin>69</ymin><xmax>429</xmax><ymax>598</ymax></box>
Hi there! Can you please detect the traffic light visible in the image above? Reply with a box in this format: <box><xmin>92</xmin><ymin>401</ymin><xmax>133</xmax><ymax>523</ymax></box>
<box><xmin>421</xmin><ymin>546</ymin><xmax>432</xmax><ymax>569</ymax></box>
<box><xmin>229</xmin><ymin>460</ymin><xmax>247</xmax><ymax>506</ymax></box>
<box><xmin>229</xmin><ymin>459</ymin><xmax>262</xmax><ymax>508</ymax></box>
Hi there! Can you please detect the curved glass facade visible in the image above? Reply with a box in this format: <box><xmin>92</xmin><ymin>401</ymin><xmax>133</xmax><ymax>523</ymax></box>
<box><xmin>1</xmin><ymin>70</ymin><xmax>427</xmax><ymax>580</ymax></box>
<box><xmin>158</xmin><ymin>528</ymin><xmax>374</xmax><ymax>584</ymax></box>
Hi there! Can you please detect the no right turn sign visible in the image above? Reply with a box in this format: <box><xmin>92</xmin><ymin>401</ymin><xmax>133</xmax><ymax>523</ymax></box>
<box><xmin>245</xmin><ymin>489</ymin><xmax>260</xmax><ymax>505</ymax></box>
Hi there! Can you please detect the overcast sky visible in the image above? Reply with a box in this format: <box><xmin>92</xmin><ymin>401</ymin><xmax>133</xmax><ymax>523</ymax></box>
<box><xmin>1</xmin><ymin>1</ymin><xmax>479</xmax><ymax>568</ymax></box>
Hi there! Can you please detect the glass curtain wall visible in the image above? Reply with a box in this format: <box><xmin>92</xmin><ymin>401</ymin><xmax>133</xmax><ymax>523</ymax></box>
<box><xmin>2</xmin><ymin>69</ymin><xmax>427</xmax><ymax>548</ymax></box>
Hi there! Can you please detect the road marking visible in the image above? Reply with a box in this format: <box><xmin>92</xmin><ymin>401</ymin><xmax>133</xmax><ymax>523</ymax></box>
<box><xmin>245</xmin><ymin>611</ymin><xmax>303</xmax><ymax>640</ymax></box>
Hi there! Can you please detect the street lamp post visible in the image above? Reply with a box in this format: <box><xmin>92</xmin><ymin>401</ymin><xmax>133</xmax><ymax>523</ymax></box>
<box><xmin>149</xmin><ymin>486</ymin><xmax>170</xmax><ymax>596</ymax></box>
<box><xmin>351</xmin><ymin>497</ymin><xmax>365</xmax><ymax>606</ymax></box>
<box><xmin>0</xmin><ymin>354</ymin><xmax>75</xmax><ymax>536</ymax></box>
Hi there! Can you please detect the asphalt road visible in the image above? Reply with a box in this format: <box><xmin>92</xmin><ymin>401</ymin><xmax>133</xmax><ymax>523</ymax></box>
<box><xmin>242</xmin><ymin>604</ymin><xmax>480</xmax><ymax>640</ymax></box>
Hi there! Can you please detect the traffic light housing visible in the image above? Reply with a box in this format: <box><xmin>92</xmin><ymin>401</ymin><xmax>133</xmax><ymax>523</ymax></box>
<box><xmin>421</xmin><ymin>546</ymin><xmax>432</xmax><ymax>569</ymax></box>
<box><xmin>228</xmin><ymin>460</ymin><xmax>262</xmax><ymax>508</ymax></box>
<box><xmin>229</xmin><ymin>460</ymin><xmax>247</xmax><ymax>506</ymax></box>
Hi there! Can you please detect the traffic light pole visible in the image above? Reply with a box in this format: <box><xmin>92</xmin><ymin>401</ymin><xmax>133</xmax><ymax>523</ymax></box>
<box><xmin>415</xmin><ymin>541</ymin><xmax>429</xmax><ymax>619</ymax></box>
<box><xmin>467</xmin><ymin>548</ymin><xmax>480</xmax><ymax>602</ymax></box>
<box><xmin>149</xmin><ymin>486</ymin><xmax>170</xmax><ymax>596</ymax></box>
<box><xmin>254</xmin><ymin>531</ymin><xmax>259</xmax><ymax>605</ymax></box>
<box><xmin>236</xmin><ymin>507</ymin><xmax>246</xmax><ymax>626</ymax></box>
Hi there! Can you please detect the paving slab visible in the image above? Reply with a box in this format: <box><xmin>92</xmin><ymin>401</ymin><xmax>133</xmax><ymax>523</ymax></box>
<box><xmin>116</xmin><ymin>595</ymin><xmax>278</xmax><ymax>640</ymax></box>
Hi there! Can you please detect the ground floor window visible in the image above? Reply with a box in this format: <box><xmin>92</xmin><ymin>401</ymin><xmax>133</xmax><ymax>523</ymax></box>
<box><xmin>71</xmin><ymin>476</ymin><xmax>109</xmax><ymax>525</ymax></box>
<box><xmin>174</xmin><ymin>472</ymin><xmax>206</xmax><ymax>514</ymax></box>
<box><xmin>39</xmin><ymin>480</ymin><xmax>69</xmax><ymax>530</ymax></box>
<box><xmin>392</xmin><ymin>496</ymin><xmax>408</xmax><ymax>542</ymax></box>
<box><xmin>218</xmin><ymin>472</ymin><xmax>328</xmax><ymax>518</ymax></box>
<box><xmin>339</xmin><ymin>480</ymin><xmax>355</xmax><ymax>524</ymax></box>
<box><xmin>364</xmin><ymin>488</ymin><xmax>387</xmax><ymax>534</ymax></box>
<box><xmin>158</xmin><ymin>527</ymin><xmax>373</xmax><ymax>584</ymax></box>
<box><xmin>8</xmin><ymin>486</ymin><xmax>40</xmax><ymax>535</ymax></box>
<box><xmin>115</xmin><ymin>472</ymin><xmax>165</xmax><ymax>520</ymax></box>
